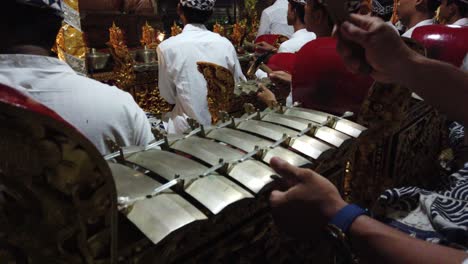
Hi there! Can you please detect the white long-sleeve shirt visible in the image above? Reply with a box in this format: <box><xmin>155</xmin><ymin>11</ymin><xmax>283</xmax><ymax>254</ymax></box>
<box><xmin>157</xmin><ymin>24</ymin><xmax>246</xmax><ymax>134</ymax></box>
<box><xmin>257</xmin><ymin>0</ymin><xmax>294</xmax><ymax>38</ymax></box>
<box><xmin>277</xmin><ymin>29</ymin><xmax>317</xmax><ymax>53</ymax></box>
<box><xmin>256</xmin><ymin>29</ymin><xmax>316</xmax><ymax>79</ymax></box>
<box><xmin>0</xmin><ymin>54</ymin><xmax>154</xmax><ymax>155</ymax></box>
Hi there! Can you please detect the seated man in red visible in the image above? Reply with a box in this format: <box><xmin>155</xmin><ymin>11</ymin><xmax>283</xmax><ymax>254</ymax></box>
<box><xmin>258</xmin><ymin>0</ymin><xmax>372</xmax><ymax>115</ymax></box>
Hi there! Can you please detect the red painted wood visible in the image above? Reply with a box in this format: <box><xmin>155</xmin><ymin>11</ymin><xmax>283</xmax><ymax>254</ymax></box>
<box><xmin>412</xmin><ymin>25</ymin><xmax>468</xmax><ymax>67</ymax></box>
<box><xmin>266</xmin><ymin>53</ymin><xmax>297</xmax><ymax>74</ymax></box>
<box><xmin>292</xmin><ymin>37</ymin><xmax>374</xmax><ymax>115</ymax></box>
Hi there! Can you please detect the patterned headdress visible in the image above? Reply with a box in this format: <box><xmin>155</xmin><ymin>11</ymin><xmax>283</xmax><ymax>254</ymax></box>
<box><xmin>179</xmin><ymin>0</ymin><xmax>216</xmax><ymax>11</ymax></box>
<box><xmin>15</xmin><ymin>0</ymin><xmax>63</xmax><ymax>14</ymax></box>
<box><xmin>372</xmin><ymin>0</ymin><xmax>394</xmax><ymax>16</ymax></box>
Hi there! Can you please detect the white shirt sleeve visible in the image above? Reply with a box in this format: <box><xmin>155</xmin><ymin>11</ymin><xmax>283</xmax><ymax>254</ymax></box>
<box><xmin>157</xmin><ymin>46</ymin><xmax>176</xmax><ymax>104</ymax></box>
<box><xmin>119</xmin><ymin>92</ymin><xmax>154</xmax><ymax>146</ymax></box>
<box><xmin>130</xmin><ymin>101</ymin><xmax>155</xmax><ymax>146</ymax></box>
<box><xmin>278</xmin><ymin>43</ymin><xmax>295</xmax><ymax>53</ymax></box>
<box><xmin>257</xmin><ymin>11</ymin><xmax>271</xmax><ymax>37</ymax></box>
<box><xmin>462</xmin><ymin>54</ymin><xmax>468</xmax><ymax>72</ymax></box>
<box><xmin>255</xmin><ymin>69</ymin><xmax>268</xmax><ymax>79</ymax></box>
<box><xmin>230</xmin><ymin>46</ymin><xmax>247</xmax><ymax>83</ymax></box>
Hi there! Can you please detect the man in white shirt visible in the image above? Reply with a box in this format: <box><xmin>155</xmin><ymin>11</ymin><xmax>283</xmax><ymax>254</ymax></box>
<box><xmin>439</xmin><ymin>0</ymin><xmax>468</xmax><ymax>26</ymax></box>
<box><xmin>258</xmin><ymin>0</ymin><xmax>335</xmax><ymax>106</ymax></box>
<box><xmin>255</xmin><ymin>0</ymin><xmax>316</xmax><ymax>79</ymax></box>
<box><xmin>0</xmin><ymin>0</ymin><xmax>154</xmax><ymax>155</ymax></box>
<box><xmin>257</xmin><ymin>0</ymin><xmax>295</xmax><ymax>38</ymax></box>
<box><xmin>157</xmin><ymin>0</ymin><xmax>246</xmax><ymax>134</ymax></box>
<box><xmin>398</xmin><ymin>0</ymin><xmax>440</xmax><ymax>37</ymax></box>
<box><xmin>256</xmin><ymin>0</ymin><xmax>316</xmax><ymax>53</ymax></box>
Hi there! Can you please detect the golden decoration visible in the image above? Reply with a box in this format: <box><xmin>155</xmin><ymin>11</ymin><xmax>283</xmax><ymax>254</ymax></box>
<box><xmin>243</xmin><ymin>0</ymin><xmax>259</xmax><ymax>43</ymax></box>
<box><xmin>55</xmin><ymin>24</ymin><xmax>87</xmax><ymax>61</ymax></box>
<box><xmin>141</xmin><ymin>22</ymin><xmax>160</xmax><ymax>49</ymax></box>
<box><xmin>107</xmin><ymin>22</ymin><xmax>136</xmax><ymax>92</ymax></box>
<box><xmin>63</xmin><ymin>0</ymin><xmax>79</xmax><ymax>11</ymax></box>
<box><xmin>53</xmin><ymin>0</ymin><xmax>87</xmax><ymax>73</ymax></box>
<box><xmin>135</xmin><ymin>87</ymin><xmax>173</xmax><ymax>116</ymax></box>
<box><xmin>435</xmin><ymin>7</ymin><xmax>447</xmax><ymax>24</ymax></box>
<box><xmin>231</xmin><ymin>20</ymin><xmax>247</xmax><ymax>47</ymax></box>
<box><xmin>171</xmin><ymin>22</ymin><xmax>183</xmax><ymax>37</ymax></box>
<box><xmin>197</xmin><ymin>62</ymin><xmax>235</xmax><ymax>124</ymax></box>
<box><xmin>390</xmin><ymin>0</ymin><xmax>400</xmax><ymax>24</ymax></box>
<box><xmin>213</xmin><ymin>22</ymin><xmax>225</xmax><ymax>36</ymax></box>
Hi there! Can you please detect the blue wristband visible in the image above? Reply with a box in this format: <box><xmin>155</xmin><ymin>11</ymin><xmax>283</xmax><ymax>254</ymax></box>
<box><xmin>329</xmin><ymin>204</ymin><xmax>369</xmax><ymax>234</ymax></box>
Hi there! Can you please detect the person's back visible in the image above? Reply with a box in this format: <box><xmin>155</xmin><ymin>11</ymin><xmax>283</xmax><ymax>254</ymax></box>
<box><xmin>0</xmin><ymin>0</ymin><xmax>154</xmax><ymax>154</ymax></box>
<box><xmin>157</xmin><ymin>0</ymin><xmax>245</xmax><ymax>134</ymax></box>
<box><xmin>258</xmin><ymin>0</ymin><xmax>294</xmax><ymax>38</ymax></box>
<box><xmin>278</xmin><ymin>0</ymin><xmax>316</xmax><ymax>52</ymax></box>
<box><xmin>0</xmin><ymin>54</ymin><xmax>154</xmax><ymax>154</ymax></box>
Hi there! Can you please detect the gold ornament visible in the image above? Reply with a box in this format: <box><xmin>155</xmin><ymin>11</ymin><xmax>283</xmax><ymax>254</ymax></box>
<box><xmin>171</xmin><ymin>22</ymin><xmax>183</xmax><ymax>37</ymax></box>
<box><xmin>107</xmin><ymin>22</ymin><xmax>136</xmax><ymax>92</ymax></box>
<box><xmin>141</xmin><ymin>22</ymin><xmax>160</xmax><ymax>49</ymax></box>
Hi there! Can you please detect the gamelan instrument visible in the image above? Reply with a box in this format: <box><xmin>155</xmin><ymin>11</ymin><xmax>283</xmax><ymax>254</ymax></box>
<box><xmin>0</xmin><ymin>82</ymin><xmax>366</xmax><ymax>263</ymax></box>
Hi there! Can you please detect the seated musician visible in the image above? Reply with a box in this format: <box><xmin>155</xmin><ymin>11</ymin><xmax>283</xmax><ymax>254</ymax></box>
<box><xmin>256</xmin><ymin>0</ymin><xmax>317</xmax><ymax>54</ymax></box>
<box><xmin>255</xmin><ymin>0</ymin><xmax>317</xmax><ymax>80</ymax></box>
<box><xmin>398</xmin><ymin>0</ymin><xmax>440</xmax><ymax>37</ymax></box>
<box><xmin>270</xmin><ymin>14</ymin><xmax>468</xmax><ymax>262</ymax></box>
<box><xmin>257</xmin><ymin>0</ymin><xmax>343</xmax><ymax>107</ymax></box>
<box><xmin>438</xmin><ymin>0</ymin><xmax>468</xmax><ymax>26</ymax></box>
<box><xmin>157</xmin><ymin>0</ymin><xmax>246</xmax><ymax>134</ymax></box>
<box><xmin>0</xmin><ymin>0</ymin><xmax>154</xmax><ymax>155</ymax></box>
<box><xmin>258</xmin><ymin>0</ymin><xmax>295</xmax><ymax>38</ymax></box>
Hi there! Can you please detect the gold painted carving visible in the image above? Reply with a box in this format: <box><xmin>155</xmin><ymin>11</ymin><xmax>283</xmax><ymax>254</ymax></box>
<box><xmin>107</xmin><ymin>23</ymin><xmax>136</xmax><ymax>92</ymax></box>
<box><xmin>197</xmin><ymin>62</ymin><xmax>235</xmax><ymax>124</ymax></box>
<box><xmin>171</xmin><ymin>22</ymin><xmax>183</xmax><ymax>37</ymax></box>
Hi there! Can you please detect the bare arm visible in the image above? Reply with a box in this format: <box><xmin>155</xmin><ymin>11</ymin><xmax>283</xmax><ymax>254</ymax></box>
<box><xmin>269</xmin><ymin>158</ymin><xmax>468</xmax><ymax>264</ymax></box>
<box><xmin>350</xmin><ymin>215</ymin><xmax>467</xmax><ymax>264</ymax></box>
<box><xmin>398</xmin><ymin>55</ymin><xmax>468</xmax><ymax>125</ymax></box>
<box><xmin>337</xmin><ymin>14</ymin><xmax>468</xmax><ymax>125</ymax></box>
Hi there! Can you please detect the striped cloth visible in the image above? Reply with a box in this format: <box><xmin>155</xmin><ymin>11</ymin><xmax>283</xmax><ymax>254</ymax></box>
<box><xmin>379</xmin><ymin>163</ymin><xmax>468</xmax><ymax>248</ymax></box>
<box><xmin>378</xmin><ymin>123</ymin><xmax>468</xmax><ymax>249</ymax></box>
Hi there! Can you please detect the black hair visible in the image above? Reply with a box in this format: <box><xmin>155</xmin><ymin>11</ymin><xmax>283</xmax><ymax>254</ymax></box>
<box><xmin>0</xmin><ymin>1</ymin><xmax>63</xmax><ymax>53</ymax></box>
<box><xmin>181</xmin><ymin>5</ymin><xmax>213</xmax><ymax>24</ymax></box>
<box><xmin>427</xmin><ymin>0</ymin><xmax>441</xmax><ymax>14</ymax></box>
<box><xmin>447</xmin><ymin>0</ymin><xmax>468</xmax><ymax>16</ymax></box>
<box><xmin>311</xmin><ymin>0</ymin><xmax>334</xmax><ymax>28</ymax></box>
<box><xmin>289</xmin><ymin>1</ymin><xmax>306</xmax><ymax>24</ymax></box>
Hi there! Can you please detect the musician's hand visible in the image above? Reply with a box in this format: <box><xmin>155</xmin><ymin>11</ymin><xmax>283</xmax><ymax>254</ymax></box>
<box><xmin>269</xmin><ymin>71</ymin><xmax>292</xmax><ymax>90</ymax></box>
<box><xmin>269</xmin><ymin>157</ymin><xmax>347</xmax><ymax>239</ymax></box>
<box><xmin>257</xmin><ymin>84</ymin><xmax>277</xmax><ymax>107</ymax></box>
<box><xmin>336</xmin><ymin>14</ymin><xmax>418</xmax><ymax>83</ymax></box>
<box><xmin>256</xmin><ymin>41</ymin><xmax>277</xmax><ymax>52</ymax></box>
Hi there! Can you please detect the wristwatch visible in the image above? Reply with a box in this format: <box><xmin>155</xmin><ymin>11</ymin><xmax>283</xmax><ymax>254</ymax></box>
<box><xmin>326</xmin><ymin>204</ymin><xmax>369</xmax><ymax>264</ymax></box>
